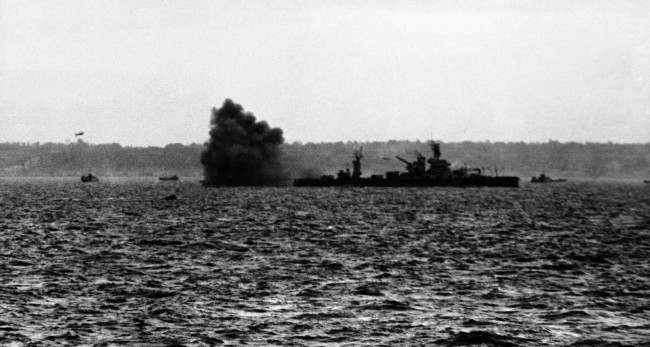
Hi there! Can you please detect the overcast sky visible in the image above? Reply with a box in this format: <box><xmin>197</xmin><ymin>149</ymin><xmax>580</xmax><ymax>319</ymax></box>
<box><xmin>1</xmin><ymin>0</ymin><xmax>649</xmax><ymax>146</ymax></box>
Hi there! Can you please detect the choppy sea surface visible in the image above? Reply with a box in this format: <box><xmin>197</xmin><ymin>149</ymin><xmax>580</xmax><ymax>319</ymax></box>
<box><xmin>0</xmin><ymin>178</ymin><xmax>648</xmax><ymax>346</ymax></box>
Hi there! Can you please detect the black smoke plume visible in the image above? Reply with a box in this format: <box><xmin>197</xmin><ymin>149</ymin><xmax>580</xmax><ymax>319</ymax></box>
<box><xmin>201</xmin><ymin>99</ymin><xmax>286</xmax><ymax>186</ymax></box>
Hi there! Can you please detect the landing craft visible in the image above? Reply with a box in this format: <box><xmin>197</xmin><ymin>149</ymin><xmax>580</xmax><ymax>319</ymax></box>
<box><xmin>531</xmin><ymin>173</ymin><xmax>567</xmax><ymax>183</ymax></box>
<box><xmin>294</xmin><ymin>142</ymin><xmax>520</xmax><ymax>187</ymax></box>
<box><xmin>159</xmin><ymin>175</ymin><xmax>180</xmax><ymax>181</ymax></box>
<box><xmin>81</xmin><ymin>173</ymin><xmax>99</xmax><ymax>183</ymax></box>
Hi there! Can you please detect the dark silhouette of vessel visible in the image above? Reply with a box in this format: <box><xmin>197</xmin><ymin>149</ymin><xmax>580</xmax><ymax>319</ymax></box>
<box><xmin>294</xmin><ymin>142</ymin><xmax>519</xmax><ymax>187</ymax></box>
<box><xmin>531</xmin><ymin>173</ymin><xmax>567</xmax><ymax>183</ymax></box>
<box><xmin>159</xmin><ymin>175</ymin><xmax>180</xmax><ymax>181</ymax></box>
<box><xmin>81</xmin><ymin>173</ymin><xmax>99</xmax><ymax>183</ymax></box>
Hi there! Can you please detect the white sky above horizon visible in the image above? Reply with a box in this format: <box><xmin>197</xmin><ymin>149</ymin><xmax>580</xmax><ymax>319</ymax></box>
<box><xmin>1</xmin><ymin>0</ymin><xmax>649</xmax><ymax>146</ymax></box>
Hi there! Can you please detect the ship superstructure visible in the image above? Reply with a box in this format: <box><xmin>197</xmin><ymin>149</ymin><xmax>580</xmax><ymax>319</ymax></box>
<box><xmin>294</xmin><ymin>142</ymin><xmax>519</xmax><ymax>187</ymax></box>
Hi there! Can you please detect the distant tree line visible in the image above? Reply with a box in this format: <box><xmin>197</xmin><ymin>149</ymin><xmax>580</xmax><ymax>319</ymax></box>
<box><xmin>0</xmin><ymin>140</ymin><xmax>648</xmax><ymax>179</ymax></box>
<box><xmin>0</xmin><ymin>141</ymin><xmax>203</xmax><ymax>177</ymax></box>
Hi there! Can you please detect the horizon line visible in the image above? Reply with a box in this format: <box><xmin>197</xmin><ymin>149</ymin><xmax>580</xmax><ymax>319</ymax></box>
<box><xmin>2</xmin><ymin>139</ymin><xmax>649</xmax><ymax>147</ymax></box>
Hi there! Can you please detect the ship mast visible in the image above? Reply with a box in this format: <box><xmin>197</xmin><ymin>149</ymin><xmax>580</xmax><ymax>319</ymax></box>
<box><xmin>352</xmin><ymin>147</ymin><xmax>363</xmax><ymax>180</ymax></box>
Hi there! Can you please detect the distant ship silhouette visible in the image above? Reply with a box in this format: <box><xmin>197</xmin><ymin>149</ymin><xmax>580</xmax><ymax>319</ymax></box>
<box><xmin>294</xmin><ymin>142</ymin><xmax>519</xmax><ymax>187</ymax></box>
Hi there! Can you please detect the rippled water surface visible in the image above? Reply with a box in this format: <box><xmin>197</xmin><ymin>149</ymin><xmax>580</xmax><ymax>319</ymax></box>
<box><xmin>0</xmin><ymin>179</ymin><xmax>648</xmax><ymax>346</ymax></box>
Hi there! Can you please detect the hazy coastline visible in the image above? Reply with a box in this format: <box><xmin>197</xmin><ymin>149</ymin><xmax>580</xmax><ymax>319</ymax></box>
<box><xmin>1</xmin><ymin>140</ymin><xmax>648</xmax><ymax>180</ymax></box>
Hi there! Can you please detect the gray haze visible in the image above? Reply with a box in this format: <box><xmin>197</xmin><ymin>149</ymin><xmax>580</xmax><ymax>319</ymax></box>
<box><xmin>1</xmin><ymin>0</ymin><xmax>649</xmax><ymax>146</ymax></box>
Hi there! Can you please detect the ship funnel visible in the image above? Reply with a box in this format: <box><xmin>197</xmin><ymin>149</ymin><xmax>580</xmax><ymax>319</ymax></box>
<box><xmin>431</xmin><ymin>142</ymin><xmax>441</xmax><ymax>160</ymax></box>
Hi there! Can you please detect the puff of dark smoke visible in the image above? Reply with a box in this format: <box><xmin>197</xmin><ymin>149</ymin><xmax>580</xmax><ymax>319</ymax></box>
<box><xmin>201</xmin><ymin>99</ymin><xmax>286</xmax><ymax>186</ymax></box>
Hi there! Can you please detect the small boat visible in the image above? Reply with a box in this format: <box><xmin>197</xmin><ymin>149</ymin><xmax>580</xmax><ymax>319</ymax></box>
<box><xmin>159</xmin><ymin>175</ymin><xmax>179</xmax><ymax>181</ymax></box>
<box><xmin>644</xmin><ymin>180</ymin><xmax>650</xmax><ymax>184</ymax></box>
<box><xmin>531</xmin><ymin>173</ymin><xmax>567</xmax><ymax>183</ymax></box>
<box><xmin>81</xmin><ymin>173</ymin><xmax>99</xmax><ymax>183</ymax></box>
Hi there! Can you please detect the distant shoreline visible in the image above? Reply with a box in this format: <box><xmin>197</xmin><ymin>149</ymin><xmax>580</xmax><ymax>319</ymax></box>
<box><xmin>1</xmin><ymin>140</ymin><xmax>648</xmax><ymax>180</ymax></box>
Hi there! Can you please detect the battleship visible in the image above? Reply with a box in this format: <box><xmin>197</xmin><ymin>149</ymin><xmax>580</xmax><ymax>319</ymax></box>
<box><xmin>294</xmin><ymin>142</ymin><xmax>519</xmax><ymax>187</ymax></box>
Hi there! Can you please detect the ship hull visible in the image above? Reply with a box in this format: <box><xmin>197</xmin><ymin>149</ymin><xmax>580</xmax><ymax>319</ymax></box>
<box><xmin>294</xmin><ymin>176</ymin><xmax>519</xmax><ymax>187</ymax></box>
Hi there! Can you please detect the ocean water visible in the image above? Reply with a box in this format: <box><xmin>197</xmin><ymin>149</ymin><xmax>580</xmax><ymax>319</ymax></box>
<box><xmin>0</xmin><ymin>179</ymin><xmax>648</xmax><ymax>346</ymax></box>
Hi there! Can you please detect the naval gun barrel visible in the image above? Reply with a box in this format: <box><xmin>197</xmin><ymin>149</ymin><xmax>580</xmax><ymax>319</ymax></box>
<box><xmin>395</xmin><ymin>156</ymin><xmax>411</xmax><ymax>165</ymax></box>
